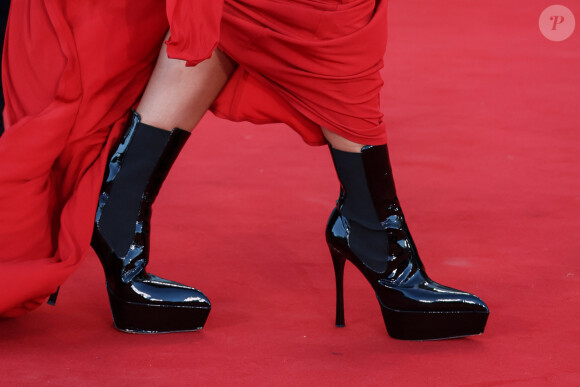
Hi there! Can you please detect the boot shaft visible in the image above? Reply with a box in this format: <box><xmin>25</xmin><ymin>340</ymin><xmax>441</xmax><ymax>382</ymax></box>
<box><xmin>94</xmin><ymin>112</ymin><xmax>189</xmax><ymax>274</ymax></box>
<box><xmin>328</xmin><ymin>144</ymin><xmax>418</xmax><ymax>274</ymax></box>
<box><xmin>329</xmin><ymin>145</ymin><xmax>400</xmax><ymax>230</ymax></box>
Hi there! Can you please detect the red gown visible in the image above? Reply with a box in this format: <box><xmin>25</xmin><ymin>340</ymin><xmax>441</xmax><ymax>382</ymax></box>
<box><xmin>0</xmin><ymin>0</ymin><xmax>387</xmax><ymax>316</ymax></box>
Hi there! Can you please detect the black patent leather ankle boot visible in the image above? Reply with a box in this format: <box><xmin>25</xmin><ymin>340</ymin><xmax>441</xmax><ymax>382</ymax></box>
<box><xmin>92</xmin><ymin>111</ymin><xmax>210</xmax><ymax>333</ymax></box>
<box><xmin>326</xmin><ymin>144</ymin><xmax>489</xmax><ymax>340</ymax></box>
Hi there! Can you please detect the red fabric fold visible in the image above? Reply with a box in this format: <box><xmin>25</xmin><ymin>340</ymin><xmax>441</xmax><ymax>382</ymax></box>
<box><xmin>212</xmin><ymin>0</ymin><xmax>388</xmax><ymax>145</ymax></box>
<box><xmin>0</xmin><ymin>0</ymin><xmax>170</xmax><ymax>316</ymax></box>
<box><xmin>165</xmin><ymin>0</ymin><xmax>223</xmax><ymax>66</ymax></box>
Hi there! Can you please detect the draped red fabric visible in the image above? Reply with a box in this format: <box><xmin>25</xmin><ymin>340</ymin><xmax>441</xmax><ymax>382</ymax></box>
<box><xmin>214</xmin><ymin>0</ymin><xmax>388</xmax><ymax>146</ymax></box>
<box><xmin>0</xmin><ymin>1</ymin><xmax>171</xmax><ymax>316</ymax></box>
<box><xmin>165</xmin><ymin>0</ymin><xmax>223</xmax><ymax>66</ymax></box>
<box><xmin>0</xmin><ymin>0</ymin><xmax>387</xmax><ymax>316</ymax></box>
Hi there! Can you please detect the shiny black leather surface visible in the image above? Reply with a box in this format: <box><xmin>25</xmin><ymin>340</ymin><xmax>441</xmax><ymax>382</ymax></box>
<box><xmin>327</xmin><ymin>145</ymin><xmax>488</xmax><ymax>315</ymax></box>
<box><xmin>92</xmin><ymin>112</ymin><xmax>210</xmax><ymax>310</ymax></box>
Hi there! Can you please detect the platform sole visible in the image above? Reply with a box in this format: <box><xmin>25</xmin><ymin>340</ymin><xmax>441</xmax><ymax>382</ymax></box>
<box><xmin>379</xmin><ymin>298</ymin><xmax>489</xmax><ymax>340</ymax></box>
<box><xmin>107</xmin><ymin>289</ymin><xmax>211</xmax><ymax>334</ymax></box>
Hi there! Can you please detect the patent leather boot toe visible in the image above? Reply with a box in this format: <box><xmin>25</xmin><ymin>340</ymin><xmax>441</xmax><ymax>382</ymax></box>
<box><xmin>92</xmin><ymin>112</ymin><xmax>210</xmax><ymax>333</ymax></box>
<box><xmin>327</xmin><ymin>145</ymin><xmax>489</xmax><ymax>340</ymax></box>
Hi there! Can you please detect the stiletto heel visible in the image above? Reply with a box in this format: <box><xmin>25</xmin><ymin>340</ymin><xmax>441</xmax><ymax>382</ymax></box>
<box><xmin>326</xmin><ymin>144</ymin><xmax>489</xmax><ymax>340</ymax></box>
<box><xmin>92</xmin><ymin>111</ymin><xmax>210</xmax><ymax>333</ymax></box>
<box><xmin>330</xmin><ymin>248</ymin><xmax>346</xmax><ymax>327</ymax></box>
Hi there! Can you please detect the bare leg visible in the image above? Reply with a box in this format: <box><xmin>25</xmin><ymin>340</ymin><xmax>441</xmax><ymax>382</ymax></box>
<box><xmin>137</xmin><ymin>32</ymin><xmax>236</xmax><ymax>132</ymax></box>
<box><xmin>322</xmin><ymin>127</ymin><xmax>364</xmax><ymax>152</ymax></box>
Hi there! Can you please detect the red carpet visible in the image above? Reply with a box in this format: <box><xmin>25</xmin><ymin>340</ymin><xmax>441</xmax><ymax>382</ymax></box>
<box><xmin>1</xmin><ymin>1</ymin><xmax>579</xmax><ymax>385</ymax></box>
